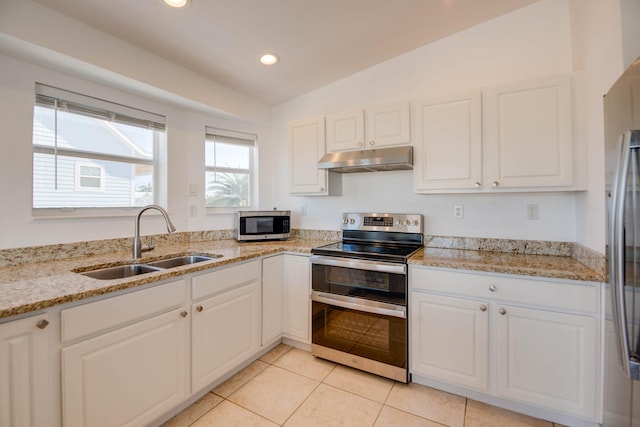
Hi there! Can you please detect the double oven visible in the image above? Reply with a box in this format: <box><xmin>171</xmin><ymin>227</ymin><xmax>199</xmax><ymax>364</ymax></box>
<box><xmin>311</xmin><ymin>213</ymin><xmax>423</xmax><ymax>383</ymax></box>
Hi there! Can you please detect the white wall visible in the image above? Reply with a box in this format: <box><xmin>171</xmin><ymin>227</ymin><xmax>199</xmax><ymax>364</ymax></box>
<box><xmin>0</xmin><ymin>54</ymin><xmax>267</xmax><ymax>249</ymax></box>
<box><xmin>569</xmin><ymin>0</ymin><xmax>625</xmax><ymax>254</ymax></box>
<box><xmin>0</xmin><ymin>0</ymin><xmax>270</xmax><ymax>126</ymax></box>
<box><xmin>269</xmin><ymin>0</ymin><xmax>579</xmax><ymax>242</ymax></box>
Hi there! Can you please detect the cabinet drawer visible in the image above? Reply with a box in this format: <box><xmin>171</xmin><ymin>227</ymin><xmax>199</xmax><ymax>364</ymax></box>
<box><xmin>61</xmin><ymin>279</ymin><xmax>186</xmax><ymax>343</ymax></box>
<box><xmin>192</xmin><ymin>259</ymin><xmax>260</xmax><ymax>300</ymax></box>
<box><xmin>410</xmin><ymin>267</ymin><xmax>599</xmax><ymax>314</ymax></box>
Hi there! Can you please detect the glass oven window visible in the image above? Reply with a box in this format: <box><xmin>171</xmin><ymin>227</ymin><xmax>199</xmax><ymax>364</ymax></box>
<box><xmin>312</xmin><ymin>264</ymin><xmax>406</xmax><ymax>305</ymax></box>
<box><xmin>312</xmin><ymin>301</ymin><xmax>406</xmax><ymax>369</ymax></box>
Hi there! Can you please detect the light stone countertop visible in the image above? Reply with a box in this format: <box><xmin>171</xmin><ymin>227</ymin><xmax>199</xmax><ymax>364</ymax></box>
<box><xmin>409</xmin><ymin>247</ymin><xmax>606</xmax><ymax>283</ymax></box>
<box><xmin>0</xmin><ymin>239</ymin><xmax>605</xmax><ymax>320</ymax></box>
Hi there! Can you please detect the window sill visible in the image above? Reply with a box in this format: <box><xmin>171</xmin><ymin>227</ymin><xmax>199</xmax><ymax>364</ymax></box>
<box><xmin>32</xmin><ymin>207</ymin><xmax>167</xmax><ymax>220</ymax></box>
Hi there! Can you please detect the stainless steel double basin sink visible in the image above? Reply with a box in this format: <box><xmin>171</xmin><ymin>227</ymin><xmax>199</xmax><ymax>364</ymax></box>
<box><xmin>77</xmin><ymin>254</ymin><xmax>223</xmax><ymax>280</ymax></box>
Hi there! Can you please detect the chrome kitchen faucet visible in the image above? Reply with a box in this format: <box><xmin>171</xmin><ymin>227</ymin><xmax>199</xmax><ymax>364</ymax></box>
<box><xmin>133</xmin><ymin>205</ymin><xmax>176</xmax><ymax>258</ymax></box>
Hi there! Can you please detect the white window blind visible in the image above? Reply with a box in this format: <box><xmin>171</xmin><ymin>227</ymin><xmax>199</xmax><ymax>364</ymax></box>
<box><xmin>32</xmin><ymin>84</ymin><xmax>165</xmax><ymax>210</ymax></box>
<box><xmin>205</xmin><ymin>127</ymin><xmax>256</xmax><ymax>208</ymax></box>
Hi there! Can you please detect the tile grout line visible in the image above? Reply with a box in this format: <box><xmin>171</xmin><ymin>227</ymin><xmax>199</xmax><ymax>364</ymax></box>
<box><xmin>279</xmin><ymin>363</ymin><xmax>336</xmax><ymax>426</ymax></box>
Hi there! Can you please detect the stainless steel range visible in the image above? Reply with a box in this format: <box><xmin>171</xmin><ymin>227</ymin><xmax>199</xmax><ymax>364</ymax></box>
<box><xmin>310</xmin><ymin>213</ymin><xmax>423</xmax><ymax>383</ymax></box>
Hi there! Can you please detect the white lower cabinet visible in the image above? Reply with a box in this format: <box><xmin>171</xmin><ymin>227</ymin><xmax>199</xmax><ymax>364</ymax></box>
<box><xmin>191</xmin><ymin>280</ymin><xmax>260</xmax><ymax>393</ymax></box>
<box><xmin>0</xmin><ymin>313</ymin><xmax>52</xmax><ymax>427</ymax></box>
<box><xmin>262</xmin><ymin>255</ymin><xmax>284</xmax><ymax>345</ymax></box>
<box><xmin>410</xmin><ymin>292</ymin><xmax>489</xmax><ymax>391</ymax></box>
<box><xmin>495</xmin><ymin>304</ymin><xmax>597</xmax><ymax>418</ymax></box>
<box><xmin>190</xmin><ymin>260</ymin><xmax>261</xmax><ymax>393</ymax></box>
<box><xmin>282</xmin><ymin>254</ymin><xmax>311</xmax><ymax>342</ymax></box>
<box><xmin>62</xmin><ymin>308</ymin><xmax>188</xmax><ymax>427</ymax></box>
<box><xmin>410</xmin><ymin>266</ymin><xmax>600</xmax><ymax>422</ymax></box>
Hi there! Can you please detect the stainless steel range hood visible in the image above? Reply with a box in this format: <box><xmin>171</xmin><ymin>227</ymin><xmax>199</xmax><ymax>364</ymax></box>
<box><xmin>317</xmin><ymin>146</ymin><xmax>413</xmax><ymax>173</ymax></box>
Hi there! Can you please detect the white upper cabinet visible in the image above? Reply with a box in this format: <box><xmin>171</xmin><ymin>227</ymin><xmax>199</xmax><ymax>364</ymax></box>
<box><xmin>326</xmin><ymin>102</ymin><xmax>410</xmax><ymax>152</ymax></box>
<box><xmin>326</xmin><ymin>110</ymin><xmax>365</xmax><ymax>151</ymax></box>
<box><xmin>413</xmin><ymin>75</ymin><xmax>576</xmax><ymax>193</ymax></box>
<box><xmin>289</xmin><ymin>116</ymin><xmax>341</xmax><ymax>196</ymax></box>
<box><xmin>483</xmin><ymin>75</ymin><xmax>573</xmax><ymax>190</ymax></box>
<box><xmin>413</xmin><ymin>91</ymin><xmax>482</xmax><ymax>192</ymax></box>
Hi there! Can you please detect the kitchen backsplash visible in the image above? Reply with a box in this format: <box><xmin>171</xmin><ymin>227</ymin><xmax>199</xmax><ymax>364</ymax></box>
<box><xmin>0</xmin><ymin>230</ymin><xmax>606</xmax><ymax>278</ymax></box>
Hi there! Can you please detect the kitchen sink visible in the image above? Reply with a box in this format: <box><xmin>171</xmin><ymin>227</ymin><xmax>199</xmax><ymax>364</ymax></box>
<box><xmin>146</xmin><ymin>254</ymin><xmax>221</xmax><ymax>269</ymax></box>
<box><xmin>80</xmin><ymin>264</ymin><xmax>163</xmax><ymax>280</ymax></box>
<box><xmin>77</xmin><ymin>253</ymin><xmax>224</xmax><ymax>280</ymax></box>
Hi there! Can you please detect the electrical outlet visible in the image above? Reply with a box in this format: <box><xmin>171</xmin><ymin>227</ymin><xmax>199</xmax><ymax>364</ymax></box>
<box><xmin>453</xmin><ymin>205</ymin><xmax>464</xmax><ymax>219</ymax></box>
<box><xmin>527</xmin><ymin>204</ymin><xmax>539</xmax><ymax>220</ymax></box>
<box><xmin>189</xmin><ymin>205</ymin><xmax>197</xmax><ymax>217</ymax></box>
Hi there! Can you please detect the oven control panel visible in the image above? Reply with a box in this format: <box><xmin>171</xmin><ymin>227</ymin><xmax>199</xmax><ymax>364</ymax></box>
<box><xmin>341</xmin><ymin>213</ymin><xmax>423</xmax><ymax>233</ymax></box>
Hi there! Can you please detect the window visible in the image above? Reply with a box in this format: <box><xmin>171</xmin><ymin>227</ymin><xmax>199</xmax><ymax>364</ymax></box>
<box><xmin>32</xmin><ymin>84</ymin><xmax>165</xmax><ymax>211</ymax></box>
<box><xmin>75</xmin><ymin>162</ymin><xmax>104</xmax><ymax>191</ymax></box>
<box><xmin>205</xmin><ymin>127</ymin><xmax>256</xmax><ymax>208</ymax></box>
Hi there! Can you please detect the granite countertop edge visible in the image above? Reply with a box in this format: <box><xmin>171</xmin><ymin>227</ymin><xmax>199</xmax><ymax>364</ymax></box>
<box><xmin>0</xmin><ymin>239</ymin><xmax>605</xmax><ymax>320</ymax></box>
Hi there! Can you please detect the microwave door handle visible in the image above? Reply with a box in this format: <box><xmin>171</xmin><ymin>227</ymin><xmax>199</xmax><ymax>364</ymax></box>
<box><xmin>611</xmin><ymin>131</ymin><xmax>640</xmax><ymax>379</ymax></box>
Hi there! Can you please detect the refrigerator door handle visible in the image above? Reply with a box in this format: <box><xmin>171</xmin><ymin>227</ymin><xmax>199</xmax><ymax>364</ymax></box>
<box><xmin>611</xmin><ymin>130</ymin><xmax>640</xmax><ymax>380</ymax></box>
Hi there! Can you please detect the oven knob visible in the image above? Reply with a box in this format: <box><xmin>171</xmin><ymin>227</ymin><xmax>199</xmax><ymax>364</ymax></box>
<box><xmin>405</xmin><ymin>220</ymin><xmax>411</xmax><ymax>226</ymax></box>
<box><xmin>349</xmin><ymin>218</ymin><xmax>356</xmax><ymax>224</ymax></box>
<box><xmin>412</xmin><ymin>220</ymin><xmax>419</xmax><ymax>226</ymax></box>
<box><xmin>343</xmin><ymin>218</ymin><xmax>349</xmax><ymax>224</ymax></box>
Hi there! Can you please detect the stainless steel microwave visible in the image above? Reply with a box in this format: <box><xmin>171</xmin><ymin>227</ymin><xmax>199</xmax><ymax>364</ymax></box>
<box><xmin>236</xmin><ymin>210</ymin><xmax>291</xmax><ymax>242</ymax></box>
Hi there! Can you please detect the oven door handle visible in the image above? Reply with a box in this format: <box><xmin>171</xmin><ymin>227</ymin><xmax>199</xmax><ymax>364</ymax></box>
<box><xmin>310</xmin><ymin>255</ymin><xmax>407</xmax><ymax>275</ymax></box>
<box><xmin>311</xmin><ymin>291</ymin><xmax>406</xmax><ymax>319</ymax></box>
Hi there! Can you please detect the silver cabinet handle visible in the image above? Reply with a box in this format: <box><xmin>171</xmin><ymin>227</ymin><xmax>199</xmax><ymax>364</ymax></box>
<box><xmin>196</xmin><ymin>305</ymin><xmax>203</xmax><ymax>312</ymax></box>
<box><xmin>180</xmin><ymin>311</ymin><xmax>188</xmax><ymax>318</ymax></box>
<box><xmin>357</xmin><ymin>142</ymin><xmax>364</xmax><ymax>147</ymax></box>
<box><xmin>36</xmin><ymin>319</ymin><xmax>49</xmax><ymax>329</ymax></box>
<box><xmin>492</xmin><ymin>181</ymin><xmax>500</xmax><ymax>188</ymax></box>
<box><xmin>475</xmin><ymin>182</ymin><xmax>482</xmax><ymax>188</ymax></box>
<box><xmin>319</xmin><ymin>187</ymin><xmax>325</xmax><ymax>192</ymax></box>
<box><xmin>369</xmin><ymin>140</ymin><xmax>375</xmax><ymax>145</ymax></box>
<box><xmin>479</xmin><ymin>304</ymin><xmax>487</xmax><ymax>312</ymax></box>
<box><xmin>498</xmin><ymin>308</ymin><xmax>507</xmax><ymax>315</ymax></box>
<box><xmin>489</xmin><ymin>285</ymin><xmax>497</xmax><ymax>292</ymax></box>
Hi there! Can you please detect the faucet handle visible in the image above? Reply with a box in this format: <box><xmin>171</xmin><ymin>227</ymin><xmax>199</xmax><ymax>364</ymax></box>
<box><xmin>142</xmin><ymin>237</ymin><xmax>155</xmax><ymax>253</ymax></box>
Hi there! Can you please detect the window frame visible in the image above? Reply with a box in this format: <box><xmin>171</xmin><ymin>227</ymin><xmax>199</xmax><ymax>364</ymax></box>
<box><xmin>31</xmin><ymin>83</ymin><xmax>167</xmax><ymax>218</ymax></box>
<box><xmin>204</xmin><ymin>127</ymin><xmax>257</xmax><ymax>212</ymax></box>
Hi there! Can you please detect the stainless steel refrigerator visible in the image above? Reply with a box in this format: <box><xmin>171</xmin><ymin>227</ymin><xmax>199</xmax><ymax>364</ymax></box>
<box><xmin>605</xmin><ymin>56</ymin><xmax>640</xmax><ymax>427</ymax></box>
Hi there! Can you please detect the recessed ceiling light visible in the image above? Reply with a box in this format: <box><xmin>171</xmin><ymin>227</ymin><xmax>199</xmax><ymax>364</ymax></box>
<box><xmin>259</xmin><ymin>53</ymin><xmax>280</xmax><ymax>66</ymax></box>
<box><xmin>162</xmin><ymin>0</ymin><xmax>190</xmax><ymax>8</ymax></box>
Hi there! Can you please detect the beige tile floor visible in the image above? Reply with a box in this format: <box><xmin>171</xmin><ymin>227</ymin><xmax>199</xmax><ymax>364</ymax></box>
<box><xmin>162</xmin><ymin>344</ymin><xmax>568</xmax><ymax>427</ymax></box>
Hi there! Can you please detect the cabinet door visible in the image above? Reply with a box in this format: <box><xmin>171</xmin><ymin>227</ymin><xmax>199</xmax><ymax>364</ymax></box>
<box><xmin>191</xmin><ymin>281</ymin><xmax>260</xmax><ymax>393</ymax></box>
<box><xmin>495</xmin><ymin>304</ymin><xmax>597</xmax><ymax>418</ymax></box>
<box><xmin>410</xmin><ymin>292</ymin><xmax>489</xmax><ymax>391</ymax></box>
<box><xmin>0</xmin><ymin>314</ymin><xmax>51</xmax><ymax>427</ymax></box>
<box><xmin>262</xmin><ymin>255</ymin><xmax>284</xmax><ymax>345</ymax></box>
<box><xmin>289</xmin><ymin>116</ymin><xmax>331</xmax><ymax>195</ymax></box>
<box><xmin>282</xmin><ymin>254</ymin><xmax>310</xmax><ymax>342</ymax></box>
<box><xmin>62</xmin><ymin>308</ymin><xmax>188</xmax><ymax>427</ymax></box>
<box><xmin>413</xmin><ymin>92</ymin><xmax>482</xmax><ymax>192</ymax></box>
<box><xmin>326</xmin><ymin>109</ymin><xmax>365</xmax><ymax>152</ymax></box>
<box><xmin>484</xmin><ymin>76</ymin><xmax>573</xmax><ymax>189</ymax></box>
<box><xmin>366</xmin><ymin>102</ymin><xmax>410</xmax><ymax>148</ymax></box>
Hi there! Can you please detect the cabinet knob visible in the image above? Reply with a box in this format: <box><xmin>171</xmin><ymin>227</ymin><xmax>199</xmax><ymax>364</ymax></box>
<box><xmin>357</xmin><ymin>142</ymin><xmax>364</xmax><ymax>147</ymax></box>
<box><xmin>479</xmin><ymin>304</ymin><xmax>487</xmax><ymax>312</ymax></box>
<box><xmin>492</xmin><ymin>181</ymin><xmax>500</xmax><ymax>188</ymax></box>
<box><xmin>369</xmin><ymin>140</ymin><xmax>375</xmax><ymax>145</ymax></box>
<box><xmin>180</xmin><ymin>311</ymin><xmax>188</xmax><ymax>318</ymax></box>
<box><xmin>489</xmin><ymin>285</ymin><xmax>497</xmax><ymax>292</ymax></box>
<box><xmin>498</xmin><ymin>308</ymin><xmax>507</xmax><ymax>315</ymax></box>
<box><xmin>36</xmin><ymin>319</ymin><xmax>49</xmax><ymax>329</ymax></box>
<box><xmin>196</xmin><ymin>305</ymin><xmax>204</xmax><ymax>312</ymax></box>
<box><xmin>319</xmin><ymin>187</ymin><xmax>325</xmax><ymax>192</ymax></box>
<box><xmin>475</xmin><ymin>182</ymin><xmax>482</xmax><ymax>189</ymax></box>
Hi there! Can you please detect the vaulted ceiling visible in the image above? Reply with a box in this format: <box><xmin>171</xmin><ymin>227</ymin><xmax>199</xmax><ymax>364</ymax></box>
<box><xmin>33</xmin><ymin>0</ymin><xmax>540</xmax><ymax>105</ymax></box>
